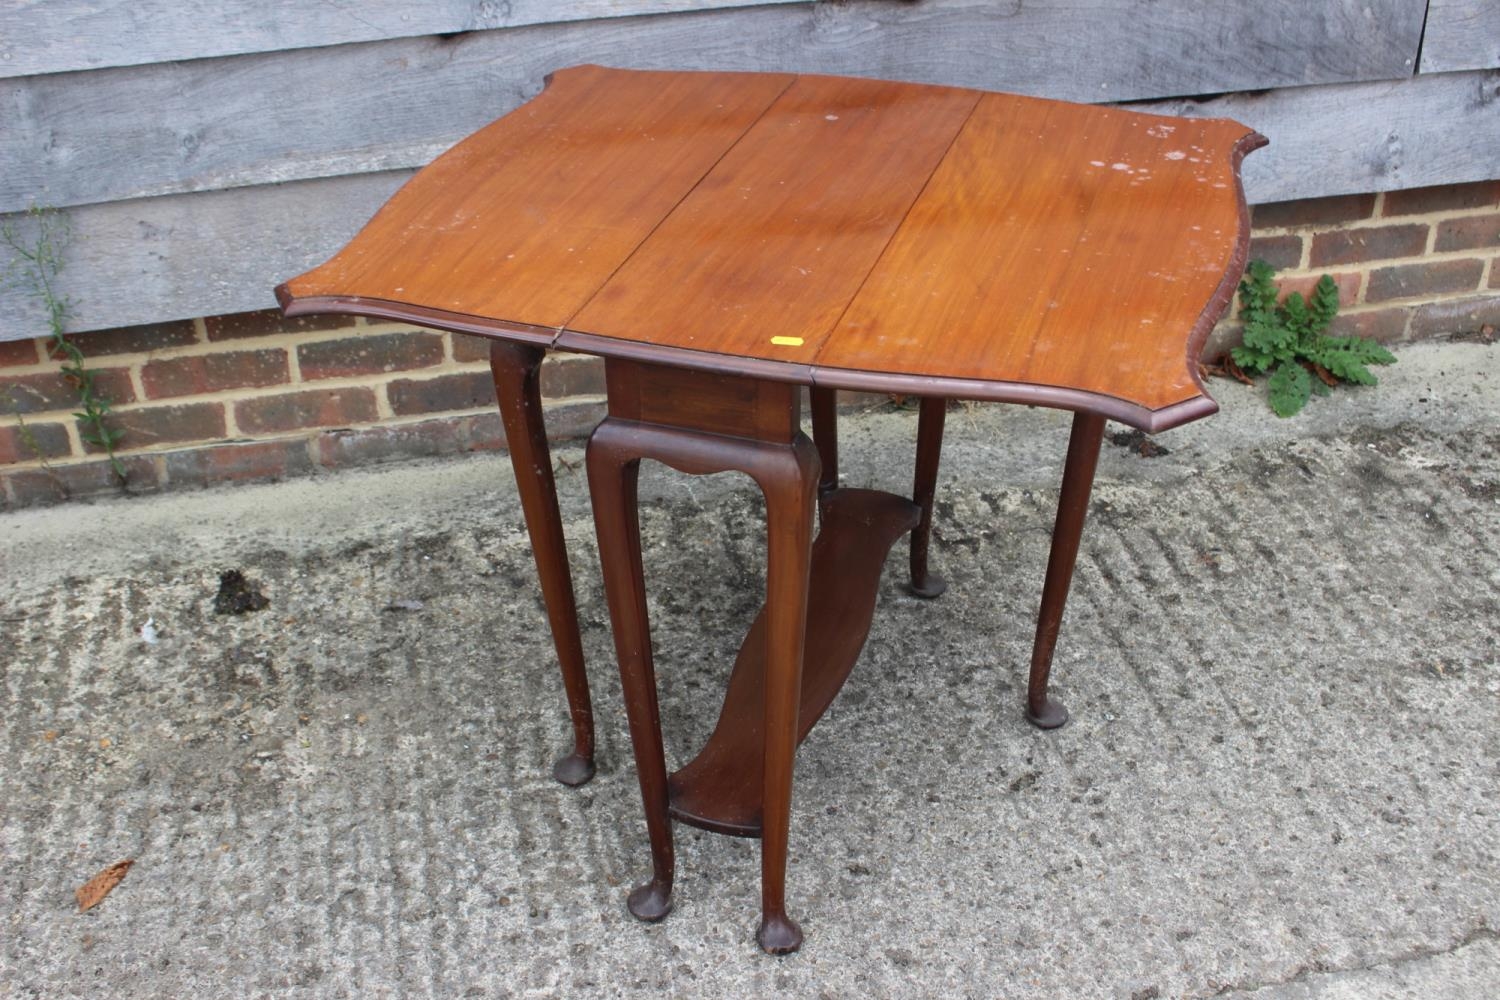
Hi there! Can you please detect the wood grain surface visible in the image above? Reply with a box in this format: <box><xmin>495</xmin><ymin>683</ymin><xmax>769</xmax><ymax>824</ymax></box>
<box><xmin>0</xmin><ymin>0</ymin><xmax>1425</xmax><ymax>214</ymax></box>
<box><xmin>569</xmin><ymin>74</ymin><xmax>979</xmax><ymax>365</ymax></box>
<box><xmin>0</xmin><ymin>0</ymin><xmax>804</xmax><ymax>79</ymax></box>
<box><xmin>283</xmin><ymin>66</ymin><xmax>792</xmax><ymax>331</ymax></box>
<box><xmin>1420</xmin><ymin>0</ymin><xmax>1500</xmax><ymax>74</ymax></box>
<box><xmin>280</xmin><ymin>66</ymin><xmax>1264</xmax><ymax>429</ymax></box>
<box><xmin>816</xmin><ymin>95</ymin><xmax>1258</xmax><ymax>412</ymax></box>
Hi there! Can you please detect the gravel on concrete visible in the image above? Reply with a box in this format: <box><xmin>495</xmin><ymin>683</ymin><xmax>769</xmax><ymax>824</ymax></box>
<box><xmin>2</xmin><ymin>340</ymin><xmax>1497</xmax><ymax>999</ymax></box>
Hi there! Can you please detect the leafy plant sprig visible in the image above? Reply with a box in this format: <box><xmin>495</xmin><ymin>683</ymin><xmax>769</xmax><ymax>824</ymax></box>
<box><xmin>2</xmin><ymin>207</ymin><xmax>126</xmax><ymax>481</ymax></box>
<box><xmin>1230</xmin><ymin>259</ymin><xmax>1396</xmax><ymax>417</ymax></box>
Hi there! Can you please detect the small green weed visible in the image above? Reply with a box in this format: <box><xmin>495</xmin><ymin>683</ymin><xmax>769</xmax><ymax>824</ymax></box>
<box><xmin>2</xmin><ymin>206</ymin><xmax>127</xmax><ymax>481</ymax></box>
<box><xmin>1230</xmin><ymin>260</ymin><xmax>1395</xmax><ymax>417</ymax></box>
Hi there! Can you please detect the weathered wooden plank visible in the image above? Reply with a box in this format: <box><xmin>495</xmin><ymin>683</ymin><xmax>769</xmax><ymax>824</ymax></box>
<box><xmin>1419</xmin><ymin>0</ymin><xmax>1500</xmax><ymax>74</ymax></box>
<box><xmin>0</xmin><ymin>171</ymin><xmax>413</xmax><ymax>342</ymax></box>
<box><xmin>5</xmin><ymin>68</ymin><xmax>1494</xmax><ymax>343</ymax></box>
<box><xmin>1131</xmin><ymin>69</ymin><xmax>1500</xmax><ymax>206</ymax></box>
<box><xmin>1</xmin><ymin>0</ymin><xmax>1426</xmax><ymax>214</ymax></box>
<box><xmin>0</xmin><ymin>0</ymin><xmax>805</xmax><ymax>80</ymax></box>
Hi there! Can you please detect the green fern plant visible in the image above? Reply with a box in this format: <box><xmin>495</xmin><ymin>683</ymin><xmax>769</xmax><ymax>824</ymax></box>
<box><xmin>1231</xmin><ymin>259</ymin><xmax>1395</xmax><ymax>417</ymax></box>
<box><xmin>2</xmin><ymin>206</ymin><xmax>126</xmax><ymax>481</ymax></box>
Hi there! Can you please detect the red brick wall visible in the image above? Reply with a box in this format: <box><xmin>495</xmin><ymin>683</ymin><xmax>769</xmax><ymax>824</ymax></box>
<box><xmin>3</xmin><ymin>181</ymin><xmax>1497</xmax><ymax>509</ymax></box>
<box><xmin>0</xmin><ymin>311</ymin><xmax>606</xmax><ymax>507</ymax></box>
<box><xmin>1205</xmin><ymin>180</ymin><xmax>1500</xmax><ymax>355</ymax></box>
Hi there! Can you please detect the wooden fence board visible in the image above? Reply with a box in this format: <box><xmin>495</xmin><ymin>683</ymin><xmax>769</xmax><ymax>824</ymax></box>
<box><xmin>1</xmin><ymin>171</ymin><xmax>412</xmax><ymax>342</ymax></box>
<box><xmin>1419</xmin><ymin>0</ymin><xmax>1500</xmax><ymax>74</ymax></box>
<box><xmin>1132</xmin><ymin>69</ymin><xmax>1500</xmax><ymax>207</ymax></box>
<box><xmin>6</xmin><ymin>68</ymin><xmax>1497</xmax><ymax>341</ymax></box>
<box><xmin>0</xmin><ymin>0</ymin><xmax>805</xmax><ymax>79</ymax></box>
<box><xmin>2</xmin><ymin>0</ymin><xmax>1427</xmax><ymax>214</ymax></box>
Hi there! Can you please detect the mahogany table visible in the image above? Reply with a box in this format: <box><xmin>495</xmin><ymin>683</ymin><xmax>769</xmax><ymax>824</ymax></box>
<box><xmin>277</xmin><ymin>64</ymin><xmax>1264</xmax><ymax>955</ymax></box>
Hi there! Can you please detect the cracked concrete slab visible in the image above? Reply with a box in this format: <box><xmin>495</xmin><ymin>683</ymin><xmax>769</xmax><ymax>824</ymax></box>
<box><xmin>1</xmin><ymin>340</ymin><xmax>1497</xmax><ymax>998</ymax></box>
<box><xmin>1216</xmin><ymin>930</ymin><xmax>1500</xmax><ymax>999</ymax></box>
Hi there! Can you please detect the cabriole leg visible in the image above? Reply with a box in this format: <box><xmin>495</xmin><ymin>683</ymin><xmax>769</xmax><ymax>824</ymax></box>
<box><xmin>752</xmin><ymin>442</ymin><xmax>819</xmax><ymax>955</ymax></box>
<box><xmin>1025</xmin><ymin>411</ymin><xmax>1106</xmax><ymax>730</ymax></box>
<box><xmin>586</xmin><ymin>425</ymin><xmax>674</xmax><ymax>920</ymax></box>
<box><xmin>489</xmin><ymin>340</ymin><xmax>596</xmax><ymax>786</ymax></box>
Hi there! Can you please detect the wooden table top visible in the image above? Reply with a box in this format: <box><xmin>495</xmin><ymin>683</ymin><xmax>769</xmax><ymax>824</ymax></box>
<box><xmin>278</xmin><ymin>65</ymin><xmax>1264</xmax><ymax>431</ymax></box>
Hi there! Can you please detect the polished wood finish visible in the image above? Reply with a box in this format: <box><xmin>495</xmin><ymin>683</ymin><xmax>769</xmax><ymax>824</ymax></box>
<box><xmin>808</xmin><ymin>387</ymin><xmax>839</xmax><ymax>497</ymax></box>
<box><xmin>668</xmin><ymin>487</ymin><xmax>920</xmax><ymax>837</ymax></box>
<box><xmin>1025</xmin><ymin>412</ymin><xmax>1107</xmax><ymax>730</ymax></box>
<box><xmin>570</xmin><ymin>74</ymin><xmax>979</xmax><ymax>365</ymax></box>
<box><xmin>273</xmin><ymin>67</ymin><xmax>1269</xmax><ymax>955</ymax></box>
<box><xmin>283</xmin><ymin>65</ymin><xmax>793</xmax><ymax>334</ymax></box>
<box><xmin>817</xmin><ymin>95</ymin><xmax>1257</xmax><ymax>415</ymax></box>
<box><xmin>605</xmin><ymin>358</ymin><xmax>800</xmax><ymax>442</ymax></box>
<box><xmin>488</xmin><ymin>342</ymin><xmax>595</xmax><ymax>784</ymax></box>
<box><xmin>587</xmin><ymin>359</ymin><xmax>823</xmax><ymax>954</ymax></box>
<box><xmin>278</xmin><ymin>66</ymin><xmax>1263</xmax><ymax>432</ymax></box>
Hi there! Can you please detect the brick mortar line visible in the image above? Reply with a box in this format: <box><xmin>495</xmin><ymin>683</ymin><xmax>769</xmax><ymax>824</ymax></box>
<box><xmin>1357</xmin><ymin>287</ymin><xmax>1496</xmax><ymax>309</ymax></box>
<box><xmin>0</xmin><ymin>328</ymin><xmax>335</xmax><ymax>376</ymax></box>
<box><xmin>1274</xmin><ymin>247</ymin><xmax>1495</xmax><ymax>271</ymax></box>
<box><xmin>1251</xmin><ymin>203</ymin><xmax>1500</xmax><ymax>239</ymax></box>
<box><xmin>374</xmin><ymin>382</ymin><xmax>395</xmax><ymax>421</ymax></box>
<box><xmin>0</xmin><ymin>355</ymin><xmax>511</xmax><ymax>422</ymax></box>
<box><xmin>1279</xmin><ymin>245</ymin><xmax>1500</xmax><ymax>268</ymax></box>
<box><xmin>222</xmin><ymin>396</ymin><xmax>244</xmax><ymax>437</ymax></box>
<box><xmin>1267</xmin><ymin>250</ymin><xmax>1499</xmax><ymax>284</ymax></box>
<box><xmin>59</xmin><ymin>414</ymin><xmax>85</xmax><ymax>456</ymax></box>
<box><xmin>1241</xmin><ymin>286</ymin><xmax>1497</xmax><ymax>318</ymax></box>
<box><xmin>126</xmin><ymin>362</ymin><xmax>147</xmax><ymax>402</ymax></box>
<box><xmin>1</xmin><ymin>348</ymin><xmax>587</xmax><ymax>419</ymax></box>
<box><xmin>285</xmin><ymin>336</ymin><xmax>305</xmax><ymax>383</ymax></box>
<box><xmin>0</xmin><ymin>397</ymin><xmax>607</xmax><ymax>473</ymax></box>
<box><xmin>0</xmin><ymin>322</ymin><xmax>463</xmax><ymax>378</ymax></box>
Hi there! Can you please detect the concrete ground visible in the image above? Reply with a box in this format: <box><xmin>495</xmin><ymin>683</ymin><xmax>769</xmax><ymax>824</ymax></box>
<box><xmin>2</xmin><ymin>339</ymin><xmax>1497</xmax><ymax>999</ymax></box>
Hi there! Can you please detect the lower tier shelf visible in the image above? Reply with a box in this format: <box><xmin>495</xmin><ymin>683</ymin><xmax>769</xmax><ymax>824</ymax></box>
<box><xmin>667</xmin><ymin>487</ymin><xmax>921</xmax><ymax>837</ymax></box>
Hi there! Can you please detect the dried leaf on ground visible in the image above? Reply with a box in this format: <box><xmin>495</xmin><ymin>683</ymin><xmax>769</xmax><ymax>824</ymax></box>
<box><xmin>1223</xmin><ymin>355</ymin><xmax>1256</xmax><ymax>387</ymax></box>
<box><xmin>1107</xmin><ymin>428</ymin><xmax>1170</xmax><ymax>459</ymax></box>
<box><xmin>1199</xmin><ymin>354</ymin><xmax>1256</xmax><ymax>387</ymax></box>
<box><xmin>76</xmin><ymin>859</ymin><xmax>133</xmax><ymax>912</ymax></box>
